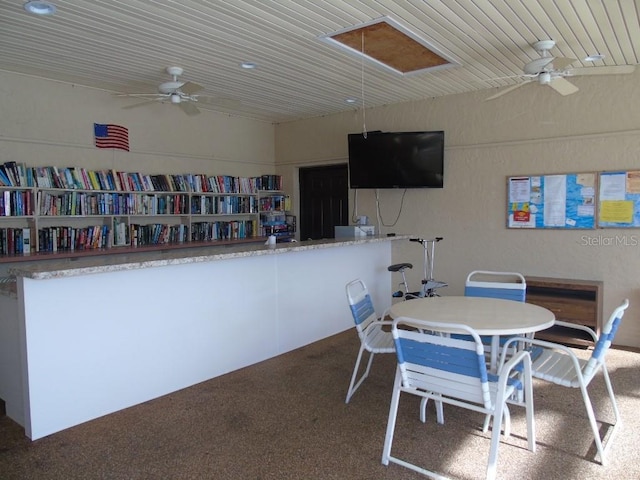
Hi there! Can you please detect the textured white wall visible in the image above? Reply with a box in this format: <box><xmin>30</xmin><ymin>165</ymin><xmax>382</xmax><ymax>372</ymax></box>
<box><xmin>275</xmin><ymin>71</ymin><xmax>640</xmax><ymax>348</ymax></box>
<box><xmin>1</xmin><ymin>68</ymin><xmax>638</xmax><ymax>347</ymax></box>
<box><xmin>0</xmin><ymin>71</ymin><xmax>276</xmax><ymax>177</ymax></box>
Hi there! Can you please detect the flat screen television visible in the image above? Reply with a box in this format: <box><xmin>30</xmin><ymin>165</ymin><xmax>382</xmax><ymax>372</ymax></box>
<box><xmin>348</xmin><ymin>131</ymin><xmax>444</xmax><ymax>189</ymax></box>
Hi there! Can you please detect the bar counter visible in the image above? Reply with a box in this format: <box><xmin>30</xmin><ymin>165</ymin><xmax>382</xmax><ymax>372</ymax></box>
<box><xmin>8</xmin><ymin>235</ymin><xmax>409</xmax><ymax>279</ymax></box>
<box><xmin>1</xmin><ymin>235</ymin><xmax>408</xmax><ymax>440</ymax></box>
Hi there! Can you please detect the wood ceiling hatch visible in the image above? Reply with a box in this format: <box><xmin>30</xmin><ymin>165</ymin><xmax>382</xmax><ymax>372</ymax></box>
<box><xmin>320</xmin><ymin>17</ymin><xmax>458</xmax><ymax>75</ymax></box>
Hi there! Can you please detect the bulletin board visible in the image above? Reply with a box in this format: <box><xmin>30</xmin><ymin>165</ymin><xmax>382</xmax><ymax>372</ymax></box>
<box><xmin>597</xmin><ymin>171</ymin><xmax>640</xmax><ymax>228</ymax></box>
<box><xmin>507</xmin><ymin>173</ymin><xmax>597</xmax><ymax>229</ymax></box>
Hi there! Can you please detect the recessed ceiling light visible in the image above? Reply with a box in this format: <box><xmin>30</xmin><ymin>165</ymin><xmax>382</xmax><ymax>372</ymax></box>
<box><xmin>345</xmin><ymin>98</ymin><xmax>358</xmax><ymax>104</ymax></box>
<box><xmin>23</xmin><ymin>1</ymin><xmax>56</xmax><ymax>15</ymax></box>
<box><xmin>240</xmin><ymin>62</ymin><xmax>257</xmax><ymax>69</ymax></box>
<box><xmin>584</xmin><ymin>54</ymin><xmax>605</xmax><ymax>62</ymax></box>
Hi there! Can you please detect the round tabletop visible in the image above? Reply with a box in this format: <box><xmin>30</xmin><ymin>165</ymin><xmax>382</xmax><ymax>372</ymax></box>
<box><xmin>388</xmin><ymin>296</ymin><xmax>555</xmax><ymax>336</ymax></box>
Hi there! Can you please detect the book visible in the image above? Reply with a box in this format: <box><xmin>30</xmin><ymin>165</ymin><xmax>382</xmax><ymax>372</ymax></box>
<box><xmin>0</xmin><ymin>166</ymin><xmax>11</xmax><ymax>186</ymax></box>
<box><xmin>51</xmin><ymin>166</ymin><xmax>64</xmax><ymax>189</ymax></box>
<box><xmin>3</xmin><ymin>191</ymin><xmax>10</xmax><ymax>216</ymax></box>
<box><xmin>110</xmin><ymin>169</ymin><xmax>122</xmax><ymax>191</ymax></box>
<box><xmin>4</xmin><ymin>162</ymin><xmax>19</xmax><ymax>186</ymax></box>
<box><xmin>88</xmin><ymin>171</ymin><xmax>101</xmax><ymax>190</ymax></box>
<box><xmin>21</xmin><ymin>228</ymin><xmax>31</xmax><ymax>255</ymax></box>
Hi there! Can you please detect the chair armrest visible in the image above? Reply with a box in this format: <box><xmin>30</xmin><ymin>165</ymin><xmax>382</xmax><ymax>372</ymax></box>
<box><xmin>552</xmin><ymin>320</ymin><xmax>598</xmax><ymax>342</ymax></box>
<box><xmin>361</xmin><ymin>319</ymin><xmax>393</xmax><ymax>337</ymax></box>
<box><xmin>361</xmin><ymin>307</ymin><xmax>394</xmax><ymax>335</ymax></box>
<box><xmin>497</xmin><ymin>335</ymin><xmax>586</xmax><ymax>379</ymax></box>
<box><xmin>366</xmin><ymin>319</ymin><xmax>394</xmax><ymax>328</ymax></box>
<box><xmin>499</xmin><ymin>349</ymin><xmax>530</xmax><ymax>377</ymax></box>
<box><xmin>496</xmin><ymin>350</ymin><xmax>532</xmax><ymax>399</ymax></box>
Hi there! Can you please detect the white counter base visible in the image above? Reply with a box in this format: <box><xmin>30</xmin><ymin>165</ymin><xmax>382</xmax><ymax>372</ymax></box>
<box><xmin>13</xmin><ymin>239</ymin><xmax>394</xmax><ymax>439</ymax></box>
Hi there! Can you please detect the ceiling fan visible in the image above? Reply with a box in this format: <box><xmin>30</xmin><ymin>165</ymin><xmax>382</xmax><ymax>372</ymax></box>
<box><xmin>486</xmin><ymin>40</ymin><xmax>635</xmax><ymax>101</ymax></box>
<box><xmin>116</xmin><ymin>66</ymin><xmax>212</xmax><ymax>115</ymax></box>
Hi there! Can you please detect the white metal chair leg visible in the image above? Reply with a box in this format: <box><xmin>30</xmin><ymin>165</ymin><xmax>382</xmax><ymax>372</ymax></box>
<box><xmin>381</xmin><ymin>369</ymin><xmax>402</xmax><ymax>465</ymax></box>
<box><xmin>482</xmin><ymin>406</ymin><xmax>511</xmax><ymax>437</ymax></box>
<box><xmin>581</xmin><ymin>383</ymin><xmax>609</xmax><ymax>465</ymax></box>
<box><xmin>594</xmin><ymin>366</ymin><xmax>621</xmax><ymax>464</ymax></box>
<box><xmin>486</xmin><ymin>405</ymin><xmax>503</xmax><ymax>480</ymax></box>
<box><xmin>602</xmin><ymin>366</ymin><xmax>621</xmax><ymax>423</ymax></box>
<box><xmin>420</xmin><ymin>396</ymin><xmax>444</xmax><ymax>424</ymax></box>
<box><xmin>345</xmin><ymin>346</ymin><xmax>374</xmax><ymax>403</ymax></box>
<box><xmin>523</xmin><ymin>362</ymin><xmax>536</xmax><ymax>453</ymax></box>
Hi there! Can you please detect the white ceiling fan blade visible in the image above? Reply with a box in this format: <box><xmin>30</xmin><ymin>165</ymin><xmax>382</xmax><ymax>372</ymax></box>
<box><xmin>551</xmin><ymin>56</ymin><xmax>577</xmax><ymax>70</ymax></box>
<box><xmin>180</xmin><ymin>81</ymin><xmax>204</xmax><ymax>95</ymax></box>
<box><xmin>195</xmin><ymin>95</ymin><xmax>242</xmax><ymax>107</ymax></box>
<box><xmin>567</xmin><ymin>65</ymin><xmax>636</xmax><ymax>76</ymax></box>
<box><xmin>122</xmin><ymin>99</ymin><xmax>161</xmax><ymax>109</ymax></box>
<box><xmin>115</xmin><ymin>92</ymin><xmax>164</xmax><ymax>98</ymax></box>
<box><xmin>485</xmin><ymin>81</ymin><xmax>531</xmax><ymax>101</ymax></box>
<box><xmin>548</xmin><ymin>77</ymin><xmax>579</xmax><ymax>95</ymax></box>
<box><xmin>179</xmin><ymin>101</ymin><xmax>200</xmax><ymax>116</ymax></box>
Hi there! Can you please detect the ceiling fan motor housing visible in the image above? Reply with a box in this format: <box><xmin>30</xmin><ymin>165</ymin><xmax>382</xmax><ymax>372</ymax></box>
<box><xmin>532</xmin><ymin>40</ymin><xmax>556</xmax><ymax>54</ymax></box>
<box><xmin>166</xmin><ymin>66</ymin><xmax>184</xmax><ymax>77</ymax></box>
<box><xmin>158</xmin><ymin>81</ymin><xmax>185</xmax><ymax>94</ymax></box>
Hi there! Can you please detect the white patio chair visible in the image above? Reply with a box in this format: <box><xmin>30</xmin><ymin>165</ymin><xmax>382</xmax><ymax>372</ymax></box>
<box><xmin>452</xmin><ymin>270</ymin><xmax>527</xmax><ymax>370</ymax></box>
<box><xmin>344</xmin><ymin>278</ymin><xmax>395</xmax><ymax>404</ymax></box>
<box><xmin>382</xmin><ymin>317</ymin><xmax>536</xmax><ymax>480</ymax></box>
<box><xmin>499</xmin><ymin>298</ymin><xmax>629</xmax><ymax>465</ymax></box>
<box><xmin>465</xmin><ymin>270</ymin><xmax>527</xmax><ymax>302</ymax></box>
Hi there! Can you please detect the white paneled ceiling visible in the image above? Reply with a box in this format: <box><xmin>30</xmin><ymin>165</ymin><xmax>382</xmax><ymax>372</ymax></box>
<box><xmin>2</xmin><ymin>0</ymin><xmax>639</xmax><ymax>123</ymax></box>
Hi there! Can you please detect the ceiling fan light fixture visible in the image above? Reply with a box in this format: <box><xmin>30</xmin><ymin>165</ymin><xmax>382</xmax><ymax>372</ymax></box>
<box><xmin>539</xmin><ymin>72</ymin><xmax>552</xmax><ymax>85</ymax></box>
<box><xmin>170</xmin><ymin>93</ymin><xmax>181</xmax><ymax>104</ymax></box>
<box><xmin>23</xmin><ymin>1</ymin><xmax>56</xmax><ymax>15</ymax></box>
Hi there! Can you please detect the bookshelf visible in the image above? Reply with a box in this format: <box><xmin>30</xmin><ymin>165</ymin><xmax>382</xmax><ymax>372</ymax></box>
<box><xmin>0</xmin><ymin>163</ymin><xmax>285</xmax><ymax>257</ymax></box>
<box><xmin>258</xmin><ymin>190</ymin><xmax>296</xmax><ymax>241</ymax></box>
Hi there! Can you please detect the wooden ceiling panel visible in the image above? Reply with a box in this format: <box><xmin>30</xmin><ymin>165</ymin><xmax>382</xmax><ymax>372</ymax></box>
<box><xmin>330</xmin><ymin>21</ymin><xmax>450</xmax><ymax>73</ymax></box>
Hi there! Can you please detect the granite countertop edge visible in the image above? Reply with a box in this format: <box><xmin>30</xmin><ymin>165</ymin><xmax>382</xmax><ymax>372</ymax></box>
<box><xmin>8</xmin><ymin>235</ymin><xmax>412</xmax><ymax>280</ymax></box>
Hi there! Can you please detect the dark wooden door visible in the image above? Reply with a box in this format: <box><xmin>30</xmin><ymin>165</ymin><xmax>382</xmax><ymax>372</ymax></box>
<box><xmin>299</xmin><ymin>164</ymin><xmax>348</xmax><ymax>240</ymax></box>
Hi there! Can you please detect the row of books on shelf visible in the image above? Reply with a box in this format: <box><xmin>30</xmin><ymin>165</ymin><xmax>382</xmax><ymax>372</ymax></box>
<box><xmin>38</xmin><ymin>225</ymin><xmax>110</xmax><ymax>253</ymax></box>
<box><xmin>2</xmin><ymin>219</ymin><xmax>261</xmax><ymax>254</ymax></box>
<box><xmin>191</xmin><ymin>195</ymin><xmax>257</xmax><ymax>215</ymax></box>
<box><xmin>0</xmin><ymin>161</ymin><xmax>283</xmax><ymax>194</ymax></box>
<box><xmin>191</xmin><ymin>220</ymin><xmax>258</xmax><ymax>241</ymax></box>
<box><xmin>129</xmin><ymin>224</ymin><xmax>189</xmax><ymax>247</ymax></box>
<box><xmin>0</xmin><ymin>228</ymin><xmax>31</xmax><ymax>255</ymax></box>
<box><xmin>258</xmin><ymin>194</ymin><xmax>290</xmax><ymax>212</ymax></box>
<box><xmin>36</xmin><ymin>191</ymin><xmax>259</xmax><ymax>217</ymax></box>
<box><xmin>261</xmin><ymin>223</ymin><xmax>295</xmax><ymax>238</ymax></box>
<box><xmin>124</xmin><ymin>221</ymin><xmax>254</xmax><ymax>246</ymax></box>
<box><xmin>1</xmin><ymin>190</ymin><xmax>32</xmax><ymax>216</ymax></box>
<box><xmin>0</xmin><ymin>217</ymin><xmax>273</xmax><ymax>255</ymax></box>
<box><xmin>38</xmin><ymin>191</ymin><xmax>192</xmax><ymax>217</ymax></box>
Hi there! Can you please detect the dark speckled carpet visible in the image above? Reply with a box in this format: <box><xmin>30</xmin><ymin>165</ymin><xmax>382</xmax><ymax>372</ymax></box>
<box><xmin>1</xmin><ymin>330</ymin><xmax>639</xmax><ymax>480</ymax></box>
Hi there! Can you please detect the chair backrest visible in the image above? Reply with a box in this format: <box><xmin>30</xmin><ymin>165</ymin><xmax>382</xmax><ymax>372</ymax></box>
<box><xmin>346</xmin><ymin>279</ymin><xmax>378</xmax><ymax>336</ymax></box>
<box><xmin>465</xmin><ymin>270</ymin><xmax>526</xmax><ymax>302</ymax></box>
<box><xmin>583</xmin><ymin>299</ymin><xmax>630</xmax><ymax>380</ymax></box>
<box><xmin>392</xmin><ymin>317</ymin><xmax>492</xmax><ymax>407</ymax></box>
